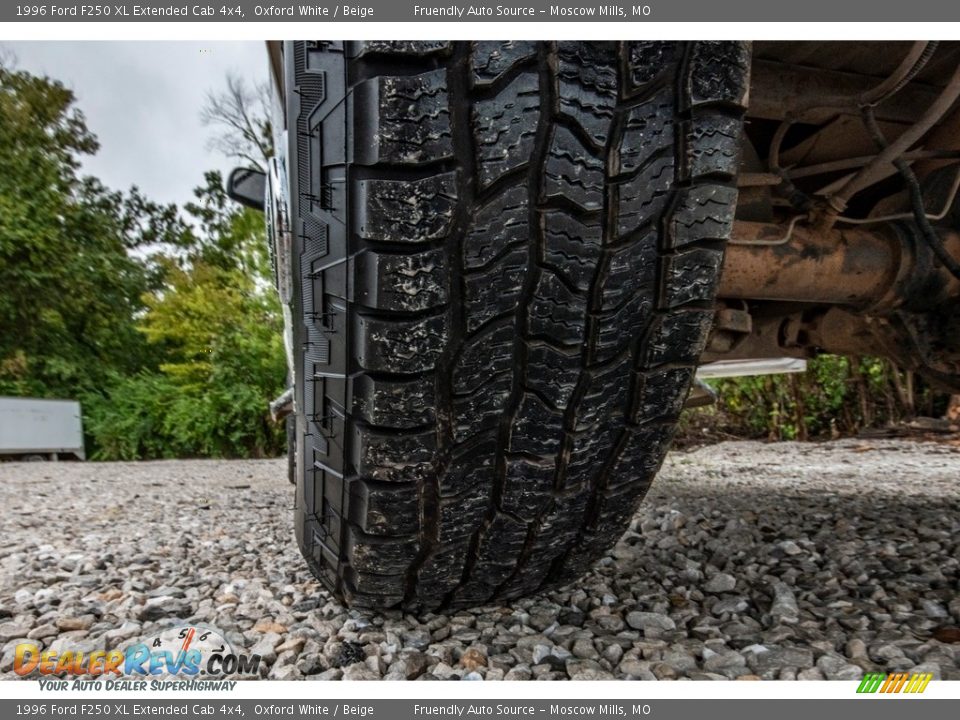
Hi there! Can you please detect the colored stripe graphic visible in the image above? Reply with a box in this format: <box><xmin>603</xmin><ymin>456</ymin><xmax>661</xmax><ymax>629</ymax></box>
<box><xmin>856</xmin><ymin>673</ymin><xmax>885</xmax><ymax>693</ymax></box>
<box><xmin>856</xmin><ymin>672</ymin><xmax>932</xmax><ymax>694</ymax></box>
<box><xmin>880</xmin><ymin>673</ymin><xmax>897</xmax><ymax>693</ymax></box>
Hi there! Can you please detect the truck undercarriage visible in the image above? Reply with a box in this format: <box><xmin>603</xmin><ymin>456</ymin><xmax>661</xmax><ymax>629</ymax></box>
<box><xmin>709</xmin><ymin>41</ymin><xmax>960</xmax><ymax>392</ymax></box>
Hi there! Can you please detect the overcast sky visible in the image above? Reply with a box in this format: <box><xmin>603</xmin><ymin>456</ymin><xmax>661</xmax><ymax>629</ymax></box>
<box><xmin>3</xmin><ymin>41</ymin><xmax>269</xmax><ymax>209</ymax></box>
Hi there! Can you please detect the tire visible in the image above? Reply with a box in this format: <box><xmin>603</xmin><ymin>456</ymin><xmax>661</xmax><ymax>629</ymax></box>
<box><xmin>287</xmin><ymin>40</ymin><xmax>750</xmax><ymax>611</ymax></box>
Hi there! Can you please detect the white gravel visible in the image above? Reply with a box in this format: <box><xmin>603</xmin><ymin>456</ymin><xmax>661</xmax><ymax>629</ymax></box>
<box><xmin>1</xmin><ymin>438</ymin><xmax>958</xmax><ymax>681</ymax></box>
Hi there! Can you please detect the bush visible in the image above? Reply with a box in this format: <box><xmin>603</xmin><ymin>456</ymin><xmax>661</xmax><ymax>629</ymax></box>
<box><xmin>83</xmin><ymin>373</ymin><xmax>180</xmax><ymax>460</ymax></box>
<box><xmin>682</xmin><ymin>354</ymin><xmax>948</xmax><ymax>442</ymax></box>
<box><xmin>84</xmin><ymin>261</ymin><xmax>286</xmax><ymax>460</ymax></box>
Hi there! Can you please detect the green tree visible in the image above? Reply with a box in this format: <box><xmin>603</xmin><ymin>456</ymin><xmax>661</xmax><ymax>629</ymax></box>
<box><xmin>181</xmin><ymin>170</ymin><xmax>272</xmax><ymax>279</ymax></box>
<box><xmin>2</xmin><ymin>61</ymin><xmax>285</xmax><ymax>459</ymax></box>
<box><xmin>85</xmin><ymin>208</ymin><xmax>286</xmax><ymax>460</ymax></box>
<box><xmin>0</xmin><ymin>62</ymin><xmax>181</xmax><ymax>399</ymax></box>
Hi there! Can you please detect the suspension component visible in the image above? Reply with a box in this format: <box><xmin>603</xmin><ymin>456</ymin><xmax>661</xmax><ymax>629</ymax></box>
<box><xmin>719</xmin><ymin>220</ymin><xmax>960</xmax><ymax>312</ymax></box>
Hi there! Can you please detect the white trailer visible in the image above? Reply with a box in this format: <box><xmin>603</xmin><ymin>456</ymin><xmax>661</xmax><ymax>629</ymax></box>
<box><xmin>0</xmin><ymin>397</ymin><xmax>85</xmax><ymax>460</ymax></box>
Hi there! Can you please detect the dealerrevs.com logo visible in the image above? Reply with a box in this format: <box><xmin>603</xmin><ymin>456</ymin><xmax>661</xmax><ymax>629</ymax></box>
<box><xmin>14</xmin><ymin>625</ymin><xmax>261</xmax><ymax>689</ymax></box>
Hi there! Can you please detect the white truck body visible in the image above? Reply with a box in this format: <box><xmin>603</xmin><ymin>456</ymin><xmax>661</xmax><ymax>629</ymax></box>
<box><xmin>0</xmin><ymin>397</ymin><xmax>85</xmax><ymax>460</ymax></box>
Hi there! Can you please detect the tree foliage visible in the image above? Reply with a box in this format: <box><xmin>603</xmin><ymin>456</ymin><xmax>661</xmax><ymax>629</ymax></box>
<box><xmin>0</xmin><ymin>63</ymin><xmax>179</xmax><ymax>398</ymax></box>
<box><xmin>85</xmin><ymin>253</ymin><xmax>286</xmax><ymax>460</ymax></box>
<box><xmin>2</xmin><ymin>61</ymin><xmax>286</xmax><ymax>459</ymax></box>
<box><xmin>83</xmin><ymin>171</ymin><xmax>286</xmax><ymax>459</ymax></box>
<box><xmin>182</xmin><ymin>170</ymin><xmax>272</xmax><ymax>278</ymax></box>
<box><xmin>682</xmin><ymin>355</ymin><xmax>948</xmax><ymax>442</ymax></box>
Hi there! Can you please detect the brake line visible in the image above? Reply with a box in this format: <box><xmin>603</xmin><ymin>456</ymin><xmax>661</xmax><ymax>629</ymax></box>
<box><xmin>863</xmin><ymin>104</ymin><xmax>960</xmax><ymax>282</ymax></box>
<box><xmin>830</xmin><ymin>61</ymin><xmax>960</xmax><ymax>212</ymax></box>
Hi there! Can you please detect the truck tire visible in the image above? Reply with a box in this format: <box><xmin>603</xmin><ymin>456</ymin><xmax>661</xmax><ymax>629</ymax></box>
<box><xmin>287</xmin><ymin>40</ymin><xmax>749</xmax><ymax>611</ymax></box>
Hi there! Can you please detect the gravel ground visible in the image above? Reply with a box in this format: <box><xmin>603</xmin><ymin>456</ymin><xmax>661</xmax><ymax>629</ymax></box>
<box><xmin>1</xmin><ymin>438</ymin><xmax>959</xmax><ymax>681</ymax></box>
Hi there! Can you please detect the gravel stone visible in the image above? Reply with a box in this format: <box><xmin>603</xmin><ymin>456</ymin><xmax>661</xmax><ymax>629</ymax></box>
<box><xmin>250</xmin><ymin>633</ymin><xmax>282</xmax><ymax>665</ymax></box>
<box><xmin>269</xmin><ymin>663</ymin><xmax>303</xmax><ymax>680</ymax></box>
<box><xmin>0</xmin><ymin>624</ymin><xmax>31</xmax><ymax>643</ymax></box>
<box><xmin>430</xmin><ymin>661</ymin><xmax>458</xmax><ymax>679</ymax></box>
<box><xmin>573</xmin><ymin>638</ymin><xmax>599</xmax><ymax>659</ymax></box>
<box><xmin>567</xmin><ymin>660</ymin><xmax>615</xmax><ymax>680</ymax></box>
<box><xmin>401</xmin><ymin>629</ymin><xmax>431</xmax><ymax>650</ymax></box>
<box><xmin>816</xmin><ymin>655</ymin><xmax>863</xmax><ymax>680</ymax></box>
<box><xmin>0</xmin><ymin>439</ymin><xmax>957</xmax><ymax>681</ymax></box>
<box><xmin>712</xmin><ymin>597</ymin><xmax>749</xmax><ymax>615</ymax></box>
<box><xmin>391</xmin><ymin>650</ymin><xmax>430</xmax><ymax>680</ymax></box>
<box><xmin>769</xmin><ymin>581</ymin><xmax>800</xmax><ymax>625</ymax></box>
<box><xmin>26</xmin><ymin>624</ymin><xmax>58</xmax><ymax>640</ymax></box>
<box><xmin>845</xmin><ymin>638</ymin><xmax>868</xmax><ymax>659</ymax></box>
<box><xmin>342</xmin><ymin>662</ymin><xmax>380</xmax><ymax>681</ymax></box>
<box><xmin>910</xmin><ymin>662</ymin><xmax>942</xmax><ymax>680</ymax></box>
<box><xmin>139</xmin><ymin>597</ymin><xmax>191</xmax><ymax>621</ymax></box>
<box><xmin>920</xmin><ymin>600</ymin><xmax>948</xmax><ymax>619</ymax></box>
<box><xmin>778</xmin><ymin>540</ymin><xmax>803</xmax><ymax>556</ymax></box>
<box><xmin>459</xmin><ymin>647</ymin><xmax>488</xmax><ymax>671</ymax></box>
<box><xmin>704</xmin><ymin>574</ymin><xmax>737</xmax><ymax>593</ymax></box>
<box><xmin>504</xmin><ymin>665</ymin><xmax>532</xmax><ymax>680</ymax></box>
<box><xmin>55</xmin><ymin>615</ymin><xmax>94</xmax><ymax>632</ymax></box>
<box><xmin>703</xmin><ymin>649</ymin><xmax>748</xmax><ymax>677</ymax></box>
<box><xmin>626</xmin><ymin>612</ymin><xmax>676</xmax><ymax>634</ymax></box>
<box><xmin>488</xmin><ymin>653</ymin><xmax>516</xmax><ymax>671</ymax></box>
<box><xmin>749</xmin><ymin>647</ymin><xmax>815</xmax><ymax>673</ymax></box>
